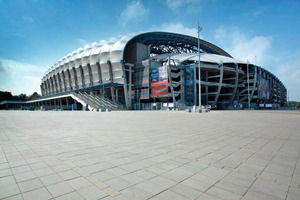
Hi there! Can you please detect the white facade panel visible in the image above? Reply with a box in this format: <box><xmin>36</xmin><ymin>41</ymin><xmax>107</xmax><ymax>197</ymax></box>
<box><xmin>99</xmin><ymin>63</ymin><xmax>111</xmax><ymax>84</ymax></box>
<box><xmin>49</xmin><ymin>70</ymin><xmax>56</xmax><ymax>94</ymax></box>
<box><xmin>75</xmin><ymin>48</ymin><xmax>84</xmax><ymax>68</ymax></box>
<box><xmin>75</xmin><ymin>67</ymin><xmax>84</xmax><ymax>89</ymax></box>
<box><xmin>91</xmin><ymin>64</ymin><xmax>100</xmax><ymax>85</ymax></box>
<box><xmin>110</xmin><ymin>63</ymin><xmax>124</xmax><ymax>84</ymax></box>
<box><xmin>82</xmin><ymin>48</ymin><xmax>93</xmax><ymax>66</ymax></box>
<box><xmin>55</xmin><ymin>74</ymin><xmax>61</xmax><ymax>93</ymax></box>
<box><xmin>64</xmin><ymin>69</ymin><xmax>71</xmax><ymax>91</ymax></box>
<box><xmin>82</xmin><ymin>66</ymin><xmax>91</xmax><ymax>87</ymax></box>
<box><xmin>64</xmin><ymin>54</ymin><xmax>72</xmax><ymax>65</ymax></box>
<box><xmin>58</xmin><ymin>65</ymin><xmax>65</xmax><ymax>92</ymax></box>
<box><xmin>90</xmin><ymin>53</ymin><xmax>99</xmax><ymax>66</ymax></box>
<box><xmin>59</xmin><ymin>72</ymin><xmax>65</xmax><ymax>92</ymax></box>
<box><xmin>69</xmin><ymin>69</ymin><xmax>77</xmax><ymax>90</ymax></box>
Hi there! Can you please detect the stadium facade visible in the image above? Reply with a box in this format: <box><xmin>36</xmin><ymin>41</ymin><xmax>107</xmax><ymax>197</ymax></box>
<box><xmin>33</xmin><ymin>31</ymin><xmax>286</xmax><ymax>110</ymax></box>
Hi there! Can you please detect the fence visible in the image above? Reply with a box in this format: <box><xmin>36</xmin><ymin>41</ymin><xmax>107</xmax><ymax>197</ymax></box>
<box><xmin>132</xmin><ymin>102</ymin><xmax>190</xmax><ymax>111</ymax></box>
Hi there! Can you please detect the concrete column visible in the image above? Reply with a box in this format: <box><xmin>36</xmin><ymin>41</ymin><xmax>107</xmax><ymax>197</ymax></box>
<box><xmin>250</xmin><ymin>66</ymin><xmax>258</xmax><ymax>102</ymax></box>
<box><xmin>66</xmin><ymin>98</ymin><xmax>69</xmax><ymax>110</ymax></box>
<box><xmin>111</xmin><ymin>87</ymin><xmax>115</xmax><ymax>102</ymax></box>
<box><xmin>229</xmin><ymin>64</ymin><xmax>239</xmax><ymax>104</ymax></box>
<box><xmin>74</xmin><ymin>99</ymin><xmax>77</xmax><ymax>110</ymax></box>
<box><xmin>122</xmin><ymin>62</ymin><xmax>129</xmax><ymax>109</ymax></box>
<box><xmin>116</xmin><ymin>87</ymin><xmax>119</xmax><ymax>103</ymax></box>
<box><xmin>60</xmin><ymin>99</ymin><xmax>62</xmax><ymax>110</ymax></box>
<box><xmin>213</xmin><ymin>62</ymin><xmax>224</xmax><ymax>106</ymax></box>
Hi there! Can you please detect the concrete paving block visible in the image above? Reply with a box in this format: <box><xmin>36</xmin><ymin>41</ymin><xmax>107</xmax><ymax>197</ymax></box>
<box><xmin>22</xmin><ymin>187</ymin><xmax>52</xmax><ymax>200</ymax></box>
<box><xmin>40</xmin><ymin>173</ymin><xmax>64</xmax><ymax>186</ymax></box>
<box><xmin>170</xmin><ymin>183</ymin><xmax>203</xmax><ymax>199</ymax></box>
<box><xmin>18</xmin><ymin>178</ymin><xmax>44</xmax><ymax>193</ymax></box>
<box><xmin>67</xmin><ymin>177</ymin><xmax>92</xmax><ymax>190</ymax></box>
<box><xmin>55</xmin><ymin>191</ymin><xmax>85</xmax><ymax>200</ymax></box>
<box><xmin>155</xmin><ymin>189</ymin><xmax>185</xmax><ymax>200</ymax></box>
<box><xmin>46</xmin><ymin>181</ymin><xmax>74</xmax><ymax>197</ymax></box>
<box><xmin>0</xmin><ymin>183</ymin><xmax>20</xmax><ymax>199</ymax></box>
<box><xmin>121</xmin><ymin>186</ymin><xmax>153</xmax><ymax>200</ymax></box>
<box><xmin>58</xmin><ymin>169</ymin><xmax>80</xmax><ymax>181</ymax></box>
<box><xmin>77</xmin><ymin>185</ymin><xmax>108</xmax><ymax>200</ymax></box>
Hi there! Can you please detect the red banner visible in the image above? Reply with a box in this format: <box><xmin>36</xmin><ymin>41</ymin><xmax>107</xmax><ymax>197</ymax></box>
<box><xmin>151</xmin><ymin>83</ymin><xmax>168</xmax><ymax>97</ymax></box>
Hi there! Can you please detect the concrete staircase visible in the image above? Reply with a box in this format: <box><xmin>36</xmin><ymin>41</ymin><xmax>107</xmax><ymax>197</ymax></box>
<box><xmin>73</xmin><ymin>91</ymin><xmax>126</xmax><ymax>111</ymax></box>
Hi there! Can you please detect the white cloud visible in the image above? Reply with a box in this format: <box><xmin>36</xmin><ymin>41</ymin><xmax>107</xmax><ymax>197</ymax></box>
<box><xmin>252</xmin><ymin>10</ymin><xmax>262</xmax><ymax>17</ymax></box>
<box><xmin>22</xmin><ymin>16</ymin><xmax>34</xmax><ymax>23</ymax></box>
<box><xmin>165</xmin><ymin>0</ymin><xmax>202</xmax><ymax>13</ymax></box>
<box><xmin>118</xmin><ymin>0</ymin><xmax>149</xmax><ymax>27</ymax></box>
<box><xmin>77</xmin><ymin>38</ymin><xmax>89</xmax><ymax>46</ymax></box>
<box><xmin>152</xmin><ymin>22</ymin><xmax>201</xmax><ymax>38</ymax></box>
<box><xmin>214</xmin><ymin>26</ymin><xmax>272</xmax><ymax>65</ymax></box>
<box><xmin>0</xmin><ymin>58</ymin><xmax>47</xmax><ymax>95</ymax></box>
<box><xmin>274</xmin><ymin>53</ymin><xmax>300</xmax><ymax>101</ymax></box>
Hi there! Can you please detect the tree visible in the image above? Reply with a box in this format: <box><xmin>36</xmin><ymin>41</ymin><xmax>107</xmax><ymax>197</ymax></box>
<box><xmin>287</xmin><ymin>101</ymin><xmax>300</xmax><ymax>107</ymax></box>
<box><xmin>12</xmin><ymin>93</ymin><xmax>27</xmax><ymax>101</ymax></box>
<box><xmin>0</xmin><ymin>91</ymin><xmax>13</xmax><ymax>101</ymax></box>
<box><xmin>27</xmin><ymin>92</ymin><xmax>41</xmax><ymax>100</ymax></box>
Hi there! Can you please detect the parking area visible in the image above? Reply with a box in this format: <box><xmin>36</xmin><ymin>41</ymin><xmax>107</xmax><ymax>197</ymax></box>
<box><xmin>0</xmin><ymin>110</ymin><xmax>299</xmax><ymax>200</ymax></box>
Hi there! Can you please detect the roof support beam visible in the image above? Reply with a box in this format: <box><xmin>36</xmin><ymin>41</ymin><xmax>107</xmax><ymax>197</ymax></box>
<box><xmin>213</xmin><ymin>62</ymin><xmax>224</xmax><ymax>106</ymax></box>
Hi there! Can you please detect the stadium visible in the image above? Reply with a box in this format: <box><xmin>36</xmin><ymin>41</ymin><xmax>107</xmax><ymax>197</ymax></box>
<box><xmin>29</xmin><ymin>31</ymin><xmax>286</xmax><ymax>110</ymax></box>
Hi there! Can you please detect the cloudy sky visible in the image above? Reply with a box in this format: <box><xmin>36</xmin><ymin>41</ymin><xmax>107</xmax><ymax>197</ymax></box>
<box><xmin>0</xmin><ymin>0</ymin><xmax>299</xmax><ymax>100</ymax></box>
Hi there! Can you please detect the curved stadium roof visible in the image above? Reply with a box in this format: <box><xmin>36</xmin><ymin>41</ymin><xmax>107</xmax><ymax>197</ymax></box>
<box><xmin>44</xmin><ymin>31</ymin><xmax>233</xmax><ymax>76</ymax></box>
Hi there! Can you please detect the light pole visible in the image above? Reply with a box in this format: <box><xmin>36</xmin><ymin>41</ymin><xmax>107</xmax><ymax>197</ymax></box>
<box><xmin>247</xmin><ymin>60</ymin><xmax>250</xmax><ymax>109</ymax></box>
<box><xmin>198</xmin><ymin>22</ymin><xmax>202</xmax><ymax>112</ymax></box>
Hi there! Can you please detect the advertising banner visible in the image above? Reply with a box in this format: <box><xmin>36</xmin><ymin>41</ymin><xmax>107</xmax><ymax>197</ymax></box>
<box><xmin>257</xmin><ymin>75</ymin><xmax>270</xmax><ymax>99</ymax></box>
<box><xmin>150</xmin><ymin>66</ymin><xmax>169</xmax><ymax>97</ymax></box>
<box><xmin>132</xmin><ymin>89</ymin><xmax>149</xmax><ymax>99</ymax></box>
<box><xmin>184</xmin><ymin>65</ymin><xmax>195</xmax><ymax>102</ymax></box>
<box><xmin>151</xmin><ymin>66</ymin><xmax>168</xmax><ymax>86</ymax></box>
<box><xmin>151</xmin><ymin>83</ymin><xmax>169</xmax><ymax>97</ymax></box>
<box><xmin>133</xmin><ymin>61</ymin><xmax>149</xmax><ymax>88</ymax></box>
<box><xmin>140</xmin><ymin>89</ymin><xmax>149</xmax><ymax>99</ymax></box>
<box><xmin>150</xmin><ymin>68</ymin><xmax>159</xmax><ymax>84</ymax></box>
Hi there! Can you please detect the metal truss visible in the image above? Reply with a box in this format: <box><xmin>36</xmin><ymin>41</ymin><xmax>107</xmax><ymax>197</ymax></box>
<box><xmin>141</xmin><ymin>38</ymin><xmax>212</xmax><ymax>55</ymax></box>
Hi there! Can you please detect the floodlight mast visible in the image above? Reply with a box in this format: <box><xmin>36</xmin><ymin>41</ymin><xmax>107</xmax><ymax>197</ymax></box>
<box><xmin>198</xmin><ymin>22</ymin><xmax>202</xmax><ymax>111</ymax></box>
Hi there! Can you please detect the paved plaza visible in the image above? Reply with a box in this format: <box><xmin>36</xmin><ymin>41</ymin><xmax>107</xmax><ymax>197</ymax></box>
<box><xmin>0</xmin><ymin>110</ymin><xmax>300</xmax><ymax>200</ymax></box>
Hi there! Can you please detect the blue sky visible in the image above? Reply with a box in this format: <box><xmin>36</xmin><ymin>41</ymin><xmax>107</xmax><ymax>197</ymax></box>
<box><xmin>0</xmin><ymin>0</ymin><xmax>299</xmax><ymax>100</ymax></box>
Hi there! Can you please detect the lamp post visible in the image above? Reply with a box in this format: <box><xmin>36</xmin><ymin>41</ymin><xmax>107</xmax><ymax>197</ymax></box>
<box><xmin>198</xmin><ymin>22</ymin><xmax>202</xmax><ymax>112</ymax></box>
<box><xmin>247</xmin><ymin>60</ymin><xmax>250</xmax><ymax>109</ymax></box>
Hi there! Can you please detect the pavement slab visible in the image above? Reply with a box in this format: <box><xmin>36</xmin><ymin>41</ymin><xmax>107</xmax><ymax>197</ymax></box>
<box><xmin>0</xmin><ymin>110</ymin><xmax>299</xmax><ymax>200</ymax></box>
